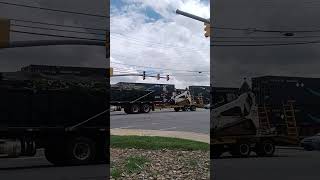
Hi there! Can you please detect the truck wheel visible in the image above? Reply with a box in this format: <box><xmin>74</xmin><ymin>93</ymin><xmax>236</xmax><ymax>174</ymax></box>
<box><xmin>212</xmin><ymin>145</ymin><xmax>223</xmax><ymax>158</ymax></box>
<box><xmin>66</xmin><ymin>137</ymin><xmax>96</xmax><ymax>165</ymax></box>
<box><xmin>25</xmin><ymin>140</ymin><xmax>36</xmax><ymax>156</ymax></box>
<box><xmin>190</xmin><ymin>105</ymin><xmax>196</xmax><ymax>111</ymax></box>
<box><xmin>124</xmin><ymin>106</ymin><xmax>131</xmax><ymax>114</ymax></box>
<box><xmin>256</xmin><ymin>140</ymin><xmax>275</xmax><ymax>157</ymax></box>
<box><xmin>141</xmin><ymin>104</ymin><xmax>151</xmax><ymax>113</ymax></box>
<box><xmin>174</xmin><ymin>107</ymin><xmax>180</xmax><ymax>112</ymax></box>
<box><xmin>230</xmin><ymin>143</ymin><xmax>251</xmax><ymax>157</ymax></box>
<box><xmin>45</xmin><ymin>146</ymin><xmax>67</xmax><ymax>166</ymax></box>
<box><xmin>130</xmin><ymin>104</ymin><xmax>140</xmax><ymax>114</ymax></box>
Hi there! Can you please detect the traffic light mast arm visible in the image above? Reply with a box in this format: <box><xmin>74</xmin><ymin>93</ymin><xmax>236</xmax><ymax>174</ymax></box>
<box><xmin>176</xmin><ymin>9</ymin><xmax>210</xmax><ymax>24</ymax></box>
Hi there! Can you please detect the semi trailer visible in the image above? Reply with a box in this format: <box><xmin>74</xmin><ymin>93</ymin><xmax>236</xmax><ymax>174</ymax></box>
<box><xmin>111</xmin><ymin>82</ymin><xmax>203</xmax><ymax>114</ymax></box>
<box><xmin>0</xmin><ymin>65</ymin><xmax>109</xmax><ymax>165</ymax></box>
<box><xmin>210</xmin><ymin>76</ymin><xmax>320</xmax><ymax>158</ymax></box>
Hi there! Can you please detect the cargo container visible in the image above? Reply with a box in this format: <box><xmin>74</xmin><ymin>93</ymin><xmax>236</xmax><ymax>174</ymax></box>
<box><xmin>252</xmin><ymin>76</ymin><xmax>320</xmax><ymax>137</ymax></box>
<box><xmin>0</xmin><ymin>66</ymin><xmax>108</xmax><ymax>165</ymax></box>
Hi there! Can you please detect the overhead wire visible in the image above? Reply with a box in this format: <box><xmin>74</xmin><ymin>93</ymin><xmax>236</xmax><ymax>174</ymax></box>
<box><xmin>0</xmin><ymin>1</ymin><xmax>108</xmax><ymax>18</ymax></box>
<box><xmin>11</xmin><ymin>30</ymin><xmax>105</xmax><ymax>41</ymax></box>
<box><xmin>10</xmin><ymin>18</ymin><xmax>107</xmax><ymax>32</ymax></box>
<box><xmin>12</xmin><ymin>24</ymin><xmax>106</xmax><ymax>36</ymax></box>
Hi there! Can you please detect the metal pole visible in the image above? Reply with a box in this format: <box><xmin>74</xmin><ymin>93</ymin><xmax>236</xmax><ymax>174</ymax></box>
<box><xmin>176</xmin><ymin>9</ymin><xmax>210</xmax><ymax>24</ymax></box>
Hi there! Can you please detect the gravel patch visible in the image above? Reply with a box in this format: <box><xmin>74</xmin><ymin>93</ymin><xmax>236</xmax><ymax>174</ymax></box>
<box><xmin>110</xmin><ymin>148</ymin><xmax>210</xmax><ymax>180</ymax></box>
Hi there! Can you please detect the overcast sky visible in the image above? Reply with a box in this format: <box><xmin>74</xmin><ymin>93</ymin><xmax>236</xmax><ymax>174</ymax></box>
<box><xmin>110</xmin><ymin>0</ymin><xmax>210</xmax><ymax>89</ymax></box>
<box><xmin>0</xmin><ymin>0</ymin><xmax>107</xmax><ymax>72</ymax></box>
<box><xmin>211</xmin><ymin>0</ymin><xmax>320</xmax><ymax>88</ymax></box>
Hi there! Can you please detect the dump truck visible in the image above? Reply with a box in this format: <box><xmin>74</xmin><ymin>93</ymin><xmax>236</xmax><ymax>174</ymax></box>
<box><xmin>0</xmin><ymin>65</ymin><xmax>108</xmax><ymax>165</ymax></box>
<box><xmin>211</xmin><ymin>77</ymin><xmax>310</xmax><ymax>158</ymax></box>
<box><xmin>111</xmin><ymin>82</ymin><xmax>203</xmax><ymax>113</ymax></box>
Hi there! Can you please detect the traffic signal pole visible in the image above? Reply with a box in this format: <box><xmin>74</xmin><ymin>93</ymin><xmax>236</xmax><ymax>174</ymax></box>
<box><xmin>176</xmin><ymin>9</ymin><xmax>210</xmax><ymax>38</ymax></box>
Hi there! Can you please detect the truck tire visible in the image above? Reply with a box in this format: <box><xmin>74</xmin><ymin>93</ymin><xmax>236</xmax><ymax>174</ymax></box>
<box><xmin>190</xmin><ymin>105</ymin><xmax>196</xmax><ymax>111</ymax></box>
<box><xmin>255</xmin><ymin>140</ymin><xmax>275</xmax><ymax>157</ymax></box>
<box><xmin>230</xmin><ymin>143</ymin><xmax>251</xmax><ymax>157</ymax></box>
<box><xmin>212</xmin><ymin>145</ymin><xmax>224</xmax><ymax>158</ymax></box>
<box><xmin>130</xmin><ymin>104</ymin><xmax>140</xmax><ymax>114</ymax></box>
<box><xmin>174</xmin><ymin>107</ymin><xmax>180</xmax><ymax>112</ymax></box>
<box><xmin>25</xmin><ymin>141</ymin><xmax>36</xmax><ymax>156</ymax></box>
<box><xmin>45</xmin><ymin>147</ymin><xmax>67</xmax><ymax>166</ymax></box>
<box><xmin>66</xmin><ymin>137</ymin><xmax>96</xmax><ymax>165</ymax></box>
<box><xmin>140</xmin><ymin>104</ymin><xmax>151</xmax><ymax>113</ymax></box>
<box><xmin>124</xmin><ymin>106</ymin><xmax>131</xmax><ymax>114</ymax></box>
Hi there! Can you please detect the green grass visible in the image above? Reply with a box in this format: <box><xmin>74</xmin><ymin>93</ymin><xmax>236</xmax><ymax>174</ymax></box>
<box><xmin>111</xmin><ymin>135</ymin><xmax>209</xmax><ymax>151</ymax></box>
<box><xmin>124</xmin><ymin>156</ymin><xmax>149</xmax><ymax>173</ymax></box>
<box><xmin>111</xmin><ymin>168</ymin><xmax>122</xmax><ymax>179</ymax></box>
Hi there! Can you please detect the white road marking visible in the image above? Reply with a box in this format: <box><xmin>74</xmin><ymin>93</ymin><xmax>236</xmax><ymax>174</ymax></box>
<box><xmin>152</xmin><ymin>123</ymin><xmax>160</xmax><ymax>125</ymax></box>
<box><xmin>119</xmin><ymin>125</ymin><xmax>137</xmax><ymax>129</ymax></box>
<box><xmin>158</xmin><ymin>127</ymin><xmax>177</xmax><ymax>131</ymax></box>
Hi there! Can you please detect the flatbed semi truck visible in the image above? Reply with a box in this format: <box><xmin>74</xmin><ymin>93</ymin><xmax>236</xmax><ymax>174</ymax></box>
<box><xmin>111</xmin><ymin>82</ymin><xmax>202</xmax><ymax>114</ymax></box>
<box><xmin>211</xmin><ymin>78</ymin><xmax>303</xmax><ymax>158</ymax></box>
<box><xmin>0</xmin><ymin>68</ymin><xmax>108</xmax><ymax>165</ymax></box>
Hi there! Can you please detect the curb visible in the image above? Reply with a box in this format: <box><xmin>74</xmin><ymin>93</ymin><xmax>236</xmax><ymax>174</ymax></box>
<box><xmin>111</xmin><ymin>128</ymin><xmax>210</xmax><ymax>144</ymax></box>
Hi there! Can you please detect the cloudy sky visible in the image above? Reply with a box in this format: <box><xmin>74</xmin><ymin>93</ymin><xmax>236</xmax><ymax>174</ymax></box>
<box><xmin>110</xmin><ymin>0</ymin><xmax>210</xmax><ymax>89</ymax></box>
<box><xmin>211</xmin><ymin>0</ymin><xmax>320</xmax><ymax>88</ymax></box>
<box><xmin>0</xmin><ymin>0</ymin><xmax>107</xmax><ymax>71</ymax></box>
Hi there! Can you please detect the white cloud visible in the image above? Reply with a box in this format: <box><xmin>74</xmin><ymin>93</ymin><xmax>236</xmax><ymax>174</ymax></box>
<box><xmin>111</xmin><ymin>0</ymin><xmax>210</xmax><ymax>88</ymax></box>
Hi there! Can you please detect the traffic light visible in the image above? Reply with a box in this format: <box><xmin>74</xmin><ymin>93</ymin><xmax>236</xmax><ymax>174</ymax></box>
<box><xmin>143</xmin><ymin>71</ymin><xmax>146</xmax><ymax>80</ymax></box>
<box><xmin>157</xmin><ymin>74</ymin><xmax>160</xmax><ymax>80</ymax></box>
<box><xmin>0</xmin><ymin>18</ymin><xmax>10</xmax><ymax>48</ymax></box>
<box><xmin>166</xmin><ymin>75</ymin><xmax>169</xmax><ymax>81</ymax></box>
<box><xmin>204</xmin><ymin>22</ymin><xmax>210</xmax><ymax>38</ymax></box>
<box><xmin>109</xmin><ymin>67</ymin><xmax>113</xmax><ymax>77</ymax></box>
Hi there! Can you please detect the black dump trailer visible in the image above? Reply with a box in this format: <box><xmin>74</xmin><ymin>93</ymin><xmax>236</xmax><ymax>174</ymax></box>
<box><xmin>111</xmin><ymin>82</ymin><xmax>175</xmax><ymax>114</ymax></box>
<box><xmin>0</xmin><ymin>67</ymin><xmax>108</xmax><ymax>165</ymax></box>
<box><xmin>211</xmin><ymin>87</ymin><xmax>239</xmax><ymax>108</ymax></box>
<box><xmin>189</xmin><ymin>85</ymin><xmax>211</xmax><ymax>105</ymax></box>
<box><xmin>252</xmin><ymin>76</ymin><xmax>320</xmax><ymax>138</ymax></box>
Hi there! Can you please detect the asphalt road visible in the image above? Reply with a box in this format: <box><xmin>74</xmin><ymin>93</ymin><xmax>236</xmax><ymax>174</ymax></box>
<box><xmin>110</xmin><ymin>109</ymin><xmax>210</xmax><ymax>134</ymax></box>
<box><xmin>0</xmin><ymin>150</ymin><xmax>109</xmax><ymax>180</ymax></box>
<box><xmin>212</xmin><ymin>148</ymin><xmax>320</xmax><ymax>180</ymax></box>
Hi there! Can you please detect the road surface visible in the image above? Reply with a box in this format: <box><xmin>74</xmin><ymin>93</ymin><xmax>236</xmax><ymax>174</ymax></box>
<box><xmin>0</xmin><ymin>149</ymin><xmax>108</xmax><ymax>180</ymax></box>
<box><xmin>212</xmin><ymin>148</ymin><xmax>320</xmax><ymax>180</ymax></box>
<box><xmin>110</xmin><ymin>109</ymin><xmax>210</xmax><ymax>134</ymax></box>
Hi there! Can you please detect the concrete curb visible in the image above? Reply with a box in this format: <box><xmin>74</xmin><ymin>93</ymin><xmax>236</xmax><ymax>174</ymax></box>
<box><xmin>111</xmin><ymin>128</ymin><xmax>210</xmax><ymax>144</ymax></box>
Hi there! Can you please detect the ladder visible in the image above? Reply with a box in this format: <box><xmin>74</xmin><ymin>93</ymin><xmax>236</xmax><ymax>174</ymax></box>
<box><xmin>282</xmin><ymin>102</ymin><xmax>299</xmax><ymax>137</ymax></box>
<box><xmin>258</xmin><ymin>104</ymin><xmax>271</xmax><ymax>131</ymax></box>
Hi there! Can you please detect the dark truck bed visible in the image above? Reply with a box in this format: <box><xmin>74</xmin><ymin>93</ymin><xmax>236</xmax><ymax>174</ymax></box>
<box><xmin>0</xmin><ymin>71</ymin><xmax>108</xmax><ymax>131</ymax></box>
<box><xmin>0</xmin><ymin>70</ymin><xmax>108</xmax><ymax>165</ymax></box>
<box><xmin>110</xmin><ymin>82</ymin><xmax>175</xmax><ymax>114</ymax></box>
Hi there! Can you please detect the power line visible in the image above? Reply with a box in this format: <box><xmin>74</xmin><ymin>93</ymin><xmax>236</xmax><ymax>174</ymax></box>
<box><xmin>10</xmin><ymin>18</ymin><xmax>107</xmax><ymax>32</ymax></box>
<box><xmin>111</xmin><ymin>33</ymin><xmax>208</xmax><ymax>52</ymax></box>
<box><xmin>11</xmin><ymin>30</ymin><xmax>105</xmax><ymax>41</ymax></box>
<box><xmin>211</xmin><ymin>40</ymin><xmax>320</xmax><ymax>47</ymax></box>
<box><xmin>0</xmin><ymin>1</ymin><xmax>108</xmax><ymax>18</ymax></box>
<box><xmin>213</xmin><ymin>26</ymin><xmax>320</xmax><ymax>33</ymax></box>
<box><xmin>111</xmin><ymin>62</ymin><xmax>209</xmax><ymax>73</ymax></box>
<box><xmin>213</xmin><ymin>35</ymin><xmax>320</xmax><ymax>39</ymax></box>
<box><xmin>12</xmin><ymin>24</ymin><xmax>106</xmax><ymax>36</ymax></box>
